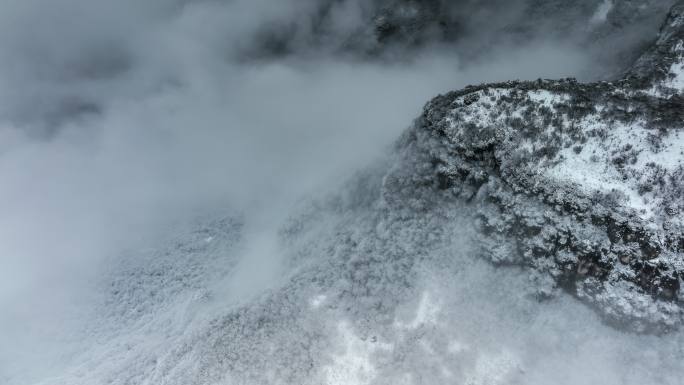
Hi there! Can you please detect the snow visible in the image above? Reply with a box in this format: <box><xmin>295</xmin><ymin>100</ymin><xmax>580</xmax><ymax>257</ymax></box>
<box><xmin>465</xmin><ymin>350</ymin><xmax>521</xmax><ymax>385</ymax></box>
<box><xmin>446</xmin><ymin>85</ymin><xmax>680</xmax><ymax>221</ymax></box>
<box><xmin>322</xmin><ymin>321</ymin><xmax>392</xmax><ymax>385</ymax></box>
<box><xmin>527</xmin><ymin>89</ymin><xmax>568</xmax><ymax>106</ymax></box>
<box><xmin>447</xmin><ymin>89</ymin><xmax>511</xmax><ymax>128</ymax></box>
<box><xmin>430</xmin><ymin>61</ymin><xmax>683</xmax><ymax>329</ymax></box>
<box><xmin>665</xmin><ymin>55</ymin><xmax>684</xmax><ymax>91</ymax></box>
<box><xmin>545</xmin><ymin>115</ymin><xmax>683</xmax><ymax>220</ymax></box>
<box><xmin>3</xmin><ymin>193</ymin><xmax>682</xmax><ymax>385</ymax></box>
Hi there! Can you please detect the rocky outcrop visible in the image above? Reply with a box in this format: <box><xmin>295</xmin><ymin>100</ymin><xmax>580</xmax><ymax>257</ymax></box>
<box><xmin>384</xmin><ymin>2</ymin><xmax>684</xmax><ymax>331</ymax></box>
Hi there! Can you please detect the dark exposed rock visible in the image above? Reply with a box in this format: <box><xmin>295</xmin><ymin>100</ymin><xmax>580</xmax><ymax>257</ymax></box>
<box><xmin>383</xmin><ymin>1</ymin><xmax>684</xmax><ymax>331</ymax></box>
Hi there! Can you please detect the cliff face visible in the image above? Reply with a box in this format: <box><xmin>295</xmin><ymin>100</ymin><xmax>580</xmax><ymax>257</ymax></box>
<box><xmin>383</xmin><ymin>2</ymin><xmax>684</xmax><ymax>331</ymax></box>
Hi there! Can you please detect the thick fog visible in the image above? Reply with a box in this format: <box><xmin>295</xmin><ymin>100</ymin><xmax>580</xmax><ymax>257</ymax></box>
<box><xmin>1</xmin><ymin>1</ymin><xmax>682</xmax><ymax>384</ymax></box>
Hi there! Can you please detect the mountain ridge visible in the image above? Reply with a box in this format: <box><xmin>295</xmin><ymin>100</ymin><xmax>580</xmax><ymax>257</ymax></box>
<box><xmin>384</xmin><ymin>0</ymin><xmax>684</xmax><ymax>331</ymax></box>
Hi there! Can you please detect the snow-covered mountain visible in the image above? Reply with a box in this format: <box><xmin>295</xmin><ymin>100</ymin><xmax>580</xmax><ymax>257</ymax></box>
<box><xmin>2</xmin><ymin>1</ymin><xmax>684</xmax><ymax>385</ymax></box>
<box><xmin>388</xmin><ymin>2</ymin><xmax>684</xmax><ymax>330</ymax></box>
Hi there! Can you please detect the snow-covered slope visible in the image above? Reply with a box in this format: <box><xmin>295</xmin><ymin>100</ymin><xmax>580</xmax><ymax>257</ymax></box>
<box><xmin>12</xmin><ymin>162</ymin><xmax>684</xmax><ymax>385</ymax></box>
<box><xmin>388</xmin><ymin>2</ymin><xmax>684</xmax><ymax>330</ymax></box>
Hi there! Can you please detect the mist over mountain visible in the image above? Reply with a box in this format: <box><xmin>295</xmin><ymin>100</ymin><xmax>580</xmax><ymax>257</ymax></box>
<box><xmin>0</xmin><ymin>1</ymin><xmax>683</xmax><ymax>384</ymax></box>
<box><xmin>0</xmin><ymin>0</ymin><xmax>674</xmax><ymax>130</ymax></box>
